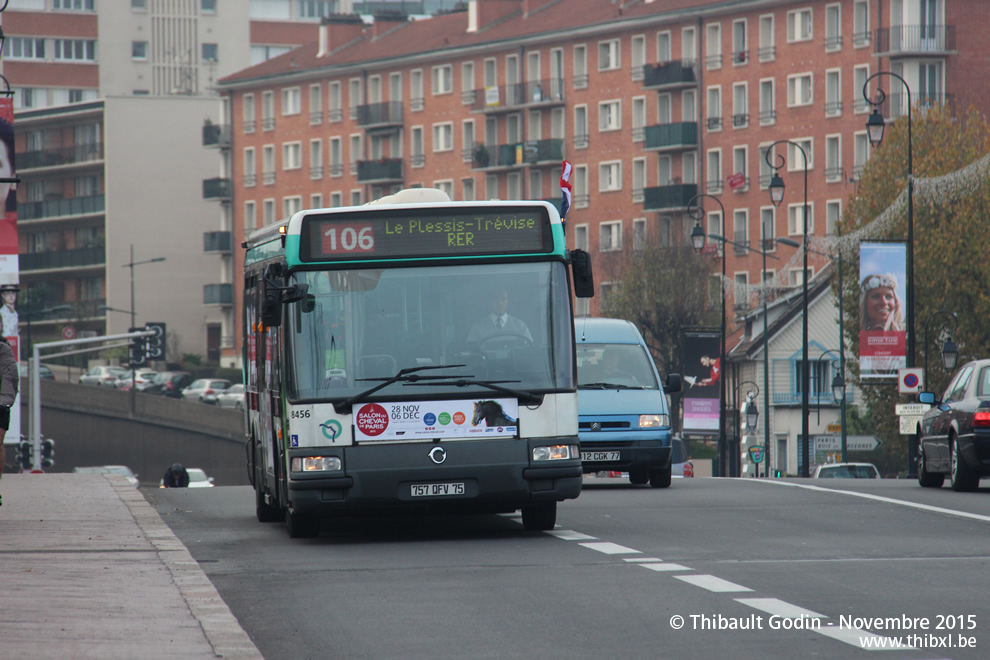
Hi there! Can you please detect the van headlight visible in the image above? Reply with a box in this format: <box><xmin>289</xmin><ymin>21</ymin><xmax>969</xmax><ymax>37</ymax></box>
<box><xmin>533</xmin><ymin>444</ymin><xmax>580</xmax><ymax>461</ymax></box>
<box><xmin>639</xmin><ymin>414</ymin><xmax>669</xmax><ymax>428</ymax></box>
<box><xmin>291</xmin><ymin>456</ymin><xmax>342</xmax><ymax>472</ymax></box>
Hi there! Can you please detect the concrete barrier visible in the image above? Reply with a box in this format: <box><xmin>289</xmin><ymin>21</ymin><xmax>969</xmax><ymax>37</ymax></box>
<box><xmin>19</xmin><ymin>378</ymin><xmax>249</xmax><ymax>486</ymax></box>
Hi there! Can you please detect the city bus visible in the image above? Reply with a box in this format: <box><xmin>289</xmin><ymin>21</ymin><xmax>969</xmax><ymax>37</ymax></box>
<box><xmin>242</xmin><ymin>188</ymin><xmax>594</xmax><ymax>537</ymax></box>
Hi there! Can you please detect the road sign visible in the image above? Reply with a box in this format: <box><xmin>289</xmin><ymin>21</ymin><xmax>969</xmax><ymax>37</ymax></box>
<box><xmin>898</xmin><ymin>368</ymin><xmax>924</xmax><ymax>394</ymax></box>
<box><xmin>895</xmin><ymin>403</ymin><xmax>930</xmax><ymax>415</ymax></box>
<box><xmin>900</xmin><ymin>415</ymin><xmax>924</xmax><ymax>434</ymax></box>
<box><xmin>813</xmin><ymin>435</ymin><xmax>881</xmax><ymax>451</ymax></box>
<box><xmin>748</xmin><ymin>446</ymin><xmax>764</xmax><ymax>463</ymax></box>
<box><xmin>826</xmin><ymin>424</ymin><xmax>842</xmax><ymax>433</ymax></box>
<box><xmin>62</xmin><ymin>325</ymin><xmax>76</xmax><ymax>340</ymax></box>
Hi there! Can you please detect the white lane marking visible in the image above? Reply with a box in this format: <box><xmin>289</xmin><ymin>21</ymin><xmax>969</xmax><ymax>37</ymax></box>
<box><xmin>744</xmin><ymin>480</ymin><xmax>990</xmax><ymax>524</ymax></box>
<box><xmin>816</xmin><ymin>625</ymin><xmax>914</xmax><ymax>651</ymax></box>
<box><xmin>623</xmin><ymin>557</ymin><xmax>662</xmax><ymax>563</ymax></box>
<box><xmin>578</xmin><ymin>541</ymin><xmax>642</xmax><ymax>555</ymax></box>
<box><xmin>735</xmin><ymin>598</ymin><xmax>825</xmax><ymax>619</ymax></box>
<box><xmin>674</xmin><ymin>574</ymin><xmax>753</xmax><ymax>593</ymax></box>
<box><xmin>640</xmin><ymin>563</ymin><xmax>692</xmax><ymax>572</ymax></box>
<box><xmin>546</xmin><ymin>529</ymin><xmax>597</xmax><ymax>541</ymax></box>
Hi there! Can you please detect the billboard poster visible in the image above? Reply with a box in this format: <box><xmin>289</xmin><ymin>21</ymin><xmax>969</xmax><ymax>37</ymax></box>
<box><xmin>682</xmin><ymin>329</ymin><xmax>722</xmax><ymax>433</ymax></box>
<box><xmin>859</xmin><ymin>242</ymin><xmax>907</xmax><ymax>379</ymax></box>
<box><xmin>353</xmin><ymin>398</ymin><xmax>519</xmax><ymax>443</ymax></box>
<box><xmin>0</xmin><ymin>95</ymin><xmax>19</xmax><ymax>446</ymax></box>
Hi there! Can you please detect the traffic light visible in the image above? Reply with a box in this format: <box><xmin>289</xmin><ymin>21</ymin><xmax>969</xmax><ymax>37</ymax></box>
<box><xmin>144</xmin><ymin>322</ymin><xmax>166</xmax><ymax>361</ymax></box>
<box><xmin>40</xmin><ymin>438</ymin><xmax>55</xmax><ymax>470</ymax></box>
<box><xmin>129</xmin><ymin>327</ymin><xmax>147</xmax><ymax>367</ymax></box>
<box><xmin>17</xmin><ymin>440</ymin><xmax>33</xmax><ymax>470</ymax></box>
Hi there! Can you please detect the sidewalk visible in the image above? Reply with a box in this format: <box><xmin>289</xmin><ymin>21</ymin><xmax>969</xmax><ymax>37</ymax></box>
<box><xmin>0</xmin><ymin>473</ymin><xmax>263</xmax><ymax>659</ymax></box>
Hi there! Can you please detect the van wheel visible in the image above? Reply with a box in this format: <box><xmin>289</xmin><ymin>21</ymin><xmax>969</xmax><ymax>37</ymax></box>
<box><xmin>521</xmin><ymin>501</ymin><xmax>556</xmax><ymax>531</ymax></box>
<box><xmin>628</xmin><ymin>469</ymin><xmax>649</xmax><ymax>485</ymax></box>
<box><xmin>285</xmin><ymin>506</ymin><xmax>321</xmax><ymax>538</ymax></box>
<box><xmin>649</xmin><ymin>466</ymin><xmax>672</xmax><ymax>488</ymax></box>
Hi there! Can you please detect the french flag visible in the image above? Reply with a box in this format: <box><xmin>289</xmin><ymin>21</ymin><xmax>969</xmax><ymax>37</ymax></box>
<box><xmin>559</xmin><ymin>160</ymin><xmax>573</xmax><ymax>220</ymax></box>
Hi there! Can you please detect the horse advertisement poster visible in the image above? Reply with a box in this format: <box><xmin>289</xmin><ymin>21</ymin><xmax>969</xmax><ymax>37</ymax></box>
<box><xmin>353</xmin><ymin>398</ymin><xmax>519</xmax><ymax>442</ymax></box>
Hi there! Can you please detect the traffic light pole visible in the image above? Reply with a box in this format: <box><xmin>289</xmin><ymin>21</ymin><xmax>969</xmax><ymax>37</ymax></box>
<box><xmin>29</xmin><ymin>329</ymin><xmax>155</xmax><ymax>471</ymax></box>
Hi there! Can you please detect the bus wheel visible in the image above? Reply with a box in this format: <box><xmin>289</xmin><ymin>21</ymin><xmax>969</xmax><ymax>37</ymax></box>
<box><xmin>256</xmin><ymin>487</ymin><xmax>284</xmax><ymax>523</ymax></box>
<box><xmin>285</xmin><ymin>506</ymin><xmax>321</xmax><ymax>538</ymax></box>
<box><xmin>521</xmin><ymin>501</ymin><xmax>556</xmax><ymax>531</ymax></box>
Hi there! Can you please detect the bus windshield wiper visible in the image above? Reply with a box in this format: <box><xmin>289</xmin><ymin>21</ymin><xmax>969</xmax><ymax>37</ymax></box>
<box><xmin>333</xmin><ymin>365</ymin><xmax>468</xmax><ymax>414</ymax></box>
<box><xmin>411</xmin><ymin>378</ymin><xmax>543</xmax><ymax>406</ymax></box>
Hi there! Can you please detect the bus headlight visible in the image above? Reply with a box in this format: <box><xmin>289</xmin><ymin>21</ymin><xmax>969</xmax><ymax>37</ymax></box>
<box><xmin>533</xmin><ymin>445</ymin><xmax>580</xmax><ymax>461</ymax></box>
<box><xmin>639</xmin><ymin>414</ymin><xmax>669</xmax><ymax>428</ymax></box>
<box><xmin>291</xmin><ymin>456</ymin><xmax>342</xmax><ymax>472</ymax></box>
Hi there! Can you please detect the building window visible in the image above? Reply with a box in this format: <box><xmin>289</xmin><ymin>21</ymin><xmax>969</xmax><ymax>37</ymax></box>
<box><xmin>262</xmin><ymin>146</ymin><xmax>275</xmax><ymax>184</ymax></box>
<box><xmin>245</xmin><ymin>201</ymin><xmax>257</xmax><ymax>232</ymax></box>
<box><xmin>574</xmin><ymin>105</ymin><xmax>589</xmax><ymax>148</ymax></box>
<box><xmin>330</xmin><ymin>192</ymin><xmax>343</xmax><ymax>207</ymax></box>
<box><xmin>262</xmin><ymin>91</ymin><xmax>275</xmax><ymax>130</ymax></box>
<box><xmin>411</xmin><ymin>70</ymin><xmax>424</xmax><ymax>111</ymax></box>
<box><xmin>825</xmin><ymin>135</ymin><xmax>842</xmax><ymax>182</ymax></box>
<box><xmin>853</xmin><ymin>1</ymin><xmax>871</xmax><ymax>47</ymax></box>
<box><xmin>600</xmin><ymin>221</ymin><xmax>622</xmax><ymax>252</ymax></box>
<box><xmin>461</xmin><ymin>61</ymin><xmax>475</xmax><ymax>104</ymax></box>
<box><xmin>732</xmin><ymin>19</ymin><xmax>748</xmax><ymax>64</ymax></box>
<box><xmin>311</xmin><ymin>194</ymin><xmax>323</xmax><ymax>209</ymax></box>
<box><xmin>574</xmin><ymin>166</ymin><xmax>589</xmax><ymax>207</ymax></box>
<box><xmin>328</xmin><ymin>81</ymin><xmax>342</xmax><ymax>121</ymax></box>
<box><xmin>297</xmin><ymin>0</ymin><xmax>334</xmax><ymax>19</ymax></box>
<box><xmin>825</xmin><ymin>4</ymin><xmax>842</xmax><ymax>50</ymax></box>
<box><xmin>462</xmin><ymin>177</ymin><xmax>476</xmax><ymax>201</ymax></box>
<box><xmin>281</xmin><ymin>87</ymin><xmax>301</xmax><ymax>115</ymax></box>
<box><xmin>54</xmin><ymin>39</ymin><xmax>97</xmax><ymax>62</ymax></box>
<box><xmin>3</xmin><ymin>37</ymin><xmax>46</xmax><ymax>60</ymax></box>
<box><xmin>201</xmin><ymin>0</ymin><xmax>217</xmax><ymax>13</ymax></box>
<box><xmin>732</xmin><ymin>83</ymin><xmax>748</xmax><ymax>128</ymax></box>
<box><xmin>263</xmin><ymin>199</ymin><xmax>276</xmax><ymax>225</ymax></box>
<box><xmin>633</xmin><ymin>218</ymin><xmax>647</xmax><ymax>250</ymax></box>
<box><xmin>788</xmin><ymin>138</ymin><xmax>813</xmax><ymax>171</ymax></box>
<box><xmin>599</xmin><ymin>161</ymin><xmax>622</xmax><ymax>192</ymax></box>
<box><xmin>243</xmin><ymin>94</ymin><xmax>256</xmax><ymax>133</ymax></box>
<box><xmin>132</xmin><ymin>41</ymin><xmax>148</xmax><ymax>60</ymax></box>
<box><xmin>434</xmin><ymin>180</ymin><xmax>454</xmax><ymax>198</ymax></box>
<box><xmin>283</xmin><ymin>196</ymin><xmax>302</xmax><ymax>218</ymax></box>
<box><xmin>598</xmin><ymin>100</ymin><xmax>621</xmax><ymax>131</ymax></box>
<box><xmin>787</xmin><ymin>8</ymin><xmax>813</xmax><ymax>42</ymax></box>
<box><xmin>432</xmin><ymin>65</ymin><xmax>453</xmax><ymax>95</ymax></box>
<box><xmin>853</xmin><ymin>65</ymin><xmax>870</xmax><ymax>113</ymax></box>
<box><xmin>573</xmin><ymin>45</ymin><xmax>588</xmax><ymax>88</ymax></box>
<box><xmin>706</xmin><ymin>23</ymin><xmax>722</xmax><ymax>70</ymax></box>
<box><xmin>787</xmin><ymin>73</ymin><xmax>813</xmax><ymax>107</ymax></box>
<box><xmin>411</xmin><ymin>127</ymin><xmax>424</xmax><ymax>167</ymax></box>
<box><xmin>282</xmin><ymin>142</ymin><xmax>302</xmax><ymax>170</ymax></box>
<box><xmin>853</xmin><ymin>132</ymin><xmax>869</xmax><ymax>179</ymax></box>
<box><xmin>788</xmin><ymin>203</ymin><xmax>814</xmax><ymax>235</ymax></box>
<box><xmin>707</xmin><ymin>86</ymin><xmax>722</xmax><ymax>130</ymax></box>
<box><xmin>825</xmin><ymin>69</ymin><xmax>842</xmax><ymax>116</ymax></box>
<box><xmin>202</xmin><ymin>43</ymin><xmax>218</xmax><ymax>62</ymax></box>
<box><xmin>329</xmin><ymin>137</ymin><xmax>343</xmax><ymax>176</ymax></box>
<box><xmin>309</xmin><ymin>139</ymin><xmax>323</xmax><ymax>179</ymax></box>
<box><xmin>54</xmin><ymin>0</ymin><xmax>95</xmax><ymax>10</ymax></box>
<box><xmin>598</xmin><ymin>39</ymin><xmax>620</xmax><ymax>71</ymax></box>
<box><xmin>243</xmin><ymin>148</ymin><xmax>256</xmax><ymax>187</ymax></box>
<box><xmin>432</xmin><ymin>123</ymin><xmax>453</xmax><ymax>152</ymax></box>
<box><xmin>760</xmin><ymin>208</ymin><xmax>775</xmax><ymax>247</ymax></box>
<box><xmin>826</xmin><ymin>200</ymin><xmax>841</xmax><ymax>235</ymax></box>
<box><xmin>759</xmin><ymin>15</ymin><xmax>775</xmax><ymax>61</ymax></box>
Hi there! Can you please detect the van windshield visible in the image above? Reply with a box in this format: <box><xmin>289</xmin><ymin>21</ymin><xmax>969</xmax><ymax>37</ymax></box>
<box><xmin>576</xmin><ymin>343</ymin><xmax>659</xmax><ymax>390</ymax></box>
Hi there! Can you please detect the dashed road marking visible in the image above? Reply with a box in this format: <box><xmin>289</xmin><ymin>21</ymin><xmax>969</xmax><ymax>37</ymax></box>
<box><xmin>578</xmin><ymin>541</ymin><xmax>642</xmax><ymax>555</ymax></box>
<box><xmin>735</xmin><ymin>598</ymin><xmax>825</xmax><ymax>619</ymax></box>
<box><xmin>546</xmin><ymin>529</ymin><xmax>597</xmax><ymax>541</ymax></box>
<box><xmin>674</xmin><ymin>574</ymin><xmax>753</xmax><ymax>593</ymax></box>
<box><xmin>640</xmin><ymin>562</ymin><xmax>692</xmax><ymax>572</ymax></box>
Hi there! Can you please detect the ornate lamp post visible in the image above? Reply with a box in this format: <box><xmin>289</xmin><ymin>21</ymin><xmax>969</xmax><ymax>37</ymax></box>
<box><xmin>765</xmin><ymin>140</ymin><xmax>811</xmax><ymax>477</ymax></box>
<box><xmin>923</xmin><ymin>311</ymin><xmax>959</xmax><ymax>378</ymax></box>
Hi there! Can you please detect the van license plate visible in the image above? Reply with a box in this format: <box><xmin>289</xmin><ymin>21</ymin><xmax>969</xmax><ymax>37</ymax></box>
<box><xmin>582</xmin><ymin>451</ymin><xmax>620</xmax><ymax>462</ymax></box>
<box><xmin>411</xmin><ymin>482</ymin><xmax>465</xmax><ymax>497</ymax></box>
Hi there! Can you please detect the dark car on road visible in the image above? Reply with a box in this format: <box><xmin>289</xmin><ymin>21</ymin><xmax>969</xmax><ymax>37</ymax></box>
<box><xmin>918</xmin><ymin>359</ymin><xmax>990</xmax><ymax>491</ymax></box>
<box><xmin>142</xmin><ymin>371</ymin><xmax>195</xmax><ymax>398</ymax></box>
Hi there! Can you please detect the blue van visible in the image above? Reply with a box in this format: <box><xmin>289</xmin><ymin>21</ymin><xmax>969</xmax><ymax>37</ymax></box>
<box><xmin>575</xmin><ymin>318</ymin><xmax>681</xmax><ymax>487</ymax></box>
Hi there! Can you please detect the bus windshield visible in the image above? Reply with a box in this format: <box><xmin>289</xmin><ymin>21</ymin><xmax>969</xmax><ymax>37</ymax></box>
<box><xmin>285</xmin><ymin>261</ymin><xmax>574</xmax><ymax>402</ymax></box>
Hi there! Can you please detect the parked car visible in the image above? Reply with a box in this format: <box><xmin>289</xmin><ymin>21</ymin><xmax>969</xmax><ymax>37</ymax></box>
<box><xmin>575</xmin><ymin>318</ymin><xmax>682</xmax><ymax>488</ymax></box>
<box><xmin>918</xmin><ymin>359</ymin><xmax>990</xmax><ymax>491</ymax></box>
<box><xmin>159</xmin><ymin>467</ymin><xmax>214</xmax><ymax>488</ymax></box>
<box><xmin>72</xmin><ymin>465</ymin><xmax>140</xmax><ymax>488</ymax></box>
<box><xmin>114</xmin><ymin>368</ymin><xmax>158</xmax><ymax>391</ymax></box>
<box><xmin>215</xmin><ymin>383</ymin><xmax>245</xmax><ymax>410</ymax></box>
<box><xmin>812</xmin><ymin>462</ymin><xmax>881</xmax><ymax>479</ymax></box>
<box><xmin>19</xmin><ymin>363</ymin><xmax>55</xmax><ymax>380</ymax></box>
<box><xmin>181</xmin><ymin>378</ymin><xmax>232</xmax><ymax>404</ymax></box>
<box><xmin>79</xmin><ymin>365</ymin><xmax>128</xmax><ymax>387</ymax></box>
<box><xmin>142</xmin><ymin>370</ymin><xmax>195</xmax><ymax>398</ymax></box>
<box><xmin>670</xmin><ymin>436</ymin><xmax>694</xmax><ymax>478</ymax></box>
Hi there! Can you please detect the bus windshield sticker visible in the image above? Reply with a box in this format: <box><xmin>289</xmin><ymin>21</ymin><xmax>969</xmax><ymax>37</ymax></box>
<box><xmin>353</xmin><ymin>398</ymin><xmax>519</xmax><ymax>443</ymax></box>
<box><xmin>301</xmin><ymin>208</ymin><xmax>553</xmax><ymax>261</ymax></box>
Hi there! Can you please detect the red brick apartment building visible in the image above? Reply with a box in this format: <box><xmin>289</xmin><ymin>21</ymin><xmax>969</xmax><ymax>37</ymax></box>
<box><xmin>210</xmin><ymin>0</ymin><xmax>986</xmax><ymax>367</ymax></box>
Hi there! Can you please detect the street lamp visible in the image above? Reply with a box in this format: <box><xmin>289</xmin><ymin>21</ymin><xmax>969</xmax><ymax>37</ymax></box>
<box><xmin>688</xmin><ymin>193</ymin><xmax>728</xmax><ymax>477</ymax></box>
<box><xmin>923</xmin><ymin>311</ymin><xmax>959</xmax><ymax>377</ymax></box>
<box><xmin>734</xmin><ymin>380</ymin><xmax>760</xmax><ymax>476</ymax></box>
<box><xmin>765</xmin><ymin>139</ymin><xmax>811</xmax><ymax>477</ymax></box>
<box><xmin>815</xmin><ymin>349</ymin><xmax>845</xmax><ymax>423</ymax></box>
<box><xmin>123</xmin><ymin>246</ymin><xmax>166</xmax><ymax>334</ymax></box>
<box><xmin>863</xmin><ymin>71</ymin><xmax>916</xmax><ymax>475</ymax></box>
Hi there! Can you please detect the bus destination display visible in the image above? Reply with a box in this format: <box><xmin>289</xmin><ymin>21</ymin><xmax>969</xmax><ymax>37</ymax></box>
<box><xmin>302</xmin><ymin>208</ymin><xmax>553</xmax><ymax>261</ymax></box>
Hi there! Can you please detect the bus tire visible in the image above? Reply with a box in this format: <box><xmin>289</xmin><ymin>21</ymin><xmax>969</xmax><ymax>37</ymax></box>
<box><xmin>286</xmin><ymin>506</ymin><xmax>321</xmax><ymax>538</ymax></box>
<box><xmin>256</xmin><ymin>487</ymin><xmax>284</xmax><ymax>523</ymax></box>
<box><xmin>521</xmin><ymin>501</ymin><xmax>556</xmax><ymax>531</ymax></box>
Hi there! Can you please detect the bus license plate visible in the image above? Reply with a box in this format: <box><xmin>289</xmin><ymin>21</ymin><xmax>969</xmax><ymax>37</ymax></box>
<box><xmin>582</xmin><ymin>451</ymin><xmax>620</xmax><ymax>462</ymax></box>
<box><xmin>411</xmin><ymin>482</ymin><xmax>465</xmax><ymax>497</ymax></box>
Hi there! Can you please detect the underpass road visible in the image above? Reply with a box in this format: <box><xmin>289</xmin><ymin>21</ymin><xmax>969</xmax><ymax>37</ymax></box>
<box><xmin>147</xmin><ymin>477</ymin><xmax>990</xmax><ymax>659</ymax></box>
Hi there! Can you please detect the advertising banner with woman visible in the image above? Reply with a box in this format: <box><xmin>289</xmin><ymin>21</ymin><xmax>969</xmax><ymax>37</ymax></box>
<box><xmin>682</xmin><ymin>329</ymin><xmax>722</xmax><ymax>433</ymax></box>
<box><xmin>0</xmin><ymin>95</ymin><xmax>19</xmax><ymax>453</ymax></box>
<box><xmin>859</xmin><ymin>242</ymin><xmax>907</xmax><ymax>379</ymax></box>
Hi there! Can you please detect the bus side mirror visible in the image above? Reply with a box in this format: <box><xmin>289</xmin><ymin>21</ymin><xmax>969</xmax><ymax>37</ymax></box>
<box><xmin>664</xmin><ymin>373</ymin><xmax>682</xmax><ymax>394</ymax></box>
<box><xmin>300</xmin><ymin>293</ymin><xmax>316</xmax><ymax>313</ymax></box>
<box><xmin>570</xmin><ymin>249</ymin><xmax>595</xmax><ymax>298</ymax></box>
<box><xmin>261</xmin><ymin>279</ymin><xmax>282</xmax><ymax>327</ymax></box>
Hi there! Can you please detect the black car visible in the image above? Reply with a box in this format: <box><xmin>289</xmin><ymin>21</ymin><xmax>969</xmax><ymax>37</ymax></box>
<box><xmin>142</xmin><ymin>371</ymin><xmax>195</xmax><ymax>398</ymax></box>
<box><xmin>918</xmin><ymin>359</ymin><xmax>990</xmax><ymax>491</ymax></box>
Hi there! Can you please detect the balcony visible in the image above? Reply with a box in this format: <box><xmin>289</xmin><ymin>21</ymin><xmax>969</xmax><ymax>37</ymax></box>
<box><xmin>471</xmin><ymin>140</ymin><xmax>562</xmax><ymax>170</ymax></box>
<box><xmin>524</xmin><ymin>78</ymin><xmax>566</xmax><ymax>106</ymax></box>
<box><xmin>21</xmin><ymin>246</ymin><xmax>105</xmax><ymax>272</ymax></box>
<box><xmin>17</xmin><ymin>143</ymin><xmax>104</xmax><ymax>170</ymax></box>
<box><xmin>356</xmin><ymin>101</ymin><xmax>403</xmax><ymax>129</ymax></box>
<box><xmin>357</xmin><ymin>158</ymin><xmax>403</xmax><ymax>183</ymax></box>
<box><xmin>18</xmin><ymin>194</ymin><xmax>105</xmax><ymax>221</ymax></box>
<box><xmin>643</xmin><ymin>122</ymin><xmax>698</xmax><ymax>151</ymax></box>
<box><xmin>470</xmin><ymin>83</ymin><xmax>527</xmax><ymax>113</ymax></box>
<box><xmin>203</xmin><ymin>178</ymin><xmax>232</xmax><ymax>200</ymax></box>
<box><xmin>202</xmin><ymin>123</ymin><xmax>231</xmax><ymax>148</ymax></box>
<box><xmin>204</xmin><ymin>283</ymin><xmax>233</xmax><ymax>306</ymax></box>
<box><xmin>642</xmin><ymin>183</ymin><xmax>698</xmax><ymax>211</ymax></box>
<box><xmin>875</xmin><ymin>25</ymin><xmax>955</xmax><ymax>57</ymax></box>
<box><xmin>641</xmin><ymin>59</ymin><xmax>698</xmax><ymax>89</ymax></box>
<box><xmin>876</xmin><ymin>92</ymin><xmax>954</xmax><ymax>119</ymax></box>
<box><xmin>203</xmin><ymin>231</ymin><xmax>232</xmax><ymax>253</ymax></box>
<box><xmin>525</xmin><ymin>138</ymin><xmax>565</xmax><ymax>164</ymax></box>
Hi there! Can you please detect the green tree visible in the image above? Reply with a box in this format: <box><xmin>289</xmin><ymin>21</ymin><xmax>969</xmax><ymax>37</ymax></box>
<box><xmin>598</xmin><ymin>245</ymin><xmax>720</xmax><ymax>379</ymax></box>
<box><xmin>840</xmin><ymin>103</ymin><xmax>990</xmax><ymax>473</ymax></box>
